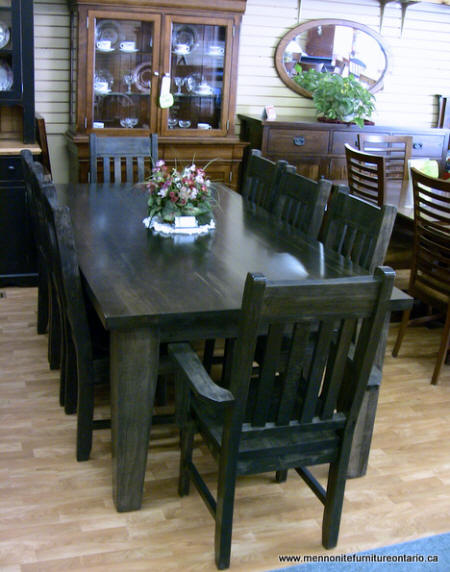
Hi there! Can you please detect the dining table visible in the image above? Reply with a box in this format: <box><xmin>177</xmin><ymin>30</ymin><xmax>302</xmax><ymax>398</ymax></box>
<box><xmin>55</xmin><ymin>181</ymin><xmax>412</xmax><ymax>512</ymax></box>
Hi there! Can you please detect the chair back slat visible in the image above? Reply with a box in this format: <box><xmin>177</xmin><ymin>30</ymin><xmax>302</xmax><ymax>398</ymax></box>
<box><xmin>345</xmin><ymin>144</ymin><xmax>385</xmax><ymax>206</ymax></box>
<box><xmin>297</xmin><ymin>320</ymin><xmax>335</xmax><ymax>424</ymax></box>
<box><xmin>321</xmin><ymin>190</ymin><xmax>397</xmax><ymax>273</ymax></box>
<box><xmin>358</xmin><ymin>134</ymin><xmax>412</xmax><ymax>182</ymax></box>
<box><xmin>273</xmin><ymin>168</ymin><xmax>332</xmax><ymax>239</ymax></box>
<box><xmin>89</xmin><ymin>134</ymin><xmax>158</xmax><ymax>184</ymax></box>
<box><xmin>275</xmin><ymin>323</ymin><xmax>311</xmax><ymax>426</ymax></box>
<box><xmin>251</xmin><ymin>323</ymin><xmax>284</xmax><ymax>426</ymax></box>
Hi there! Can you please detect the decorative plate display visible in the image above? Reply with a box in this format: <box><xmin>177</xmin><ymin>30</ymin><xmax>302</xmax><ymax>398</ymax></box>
<box><xmin>0</xmin><ymin>21</ymin><xmax>10</xmax><ymax>49</ymax></box>
<box><xmin>132</xmin><ymin>62</ymin><xmax>152</xmax><ymax>93</ymax></box>
<box><xmin>0</xmin><ymin>61</ymin><xmax>13</xmax><ymax>91</ymax></box>
<box><xmin>95</xmin><ymin>20</ymin><xmax>124</xmax><ymax>49</ymax></box>
<box><xmin>173</xmin><ymin>25</ymin><xmax>197</xmax><ymax>52</ymax></box>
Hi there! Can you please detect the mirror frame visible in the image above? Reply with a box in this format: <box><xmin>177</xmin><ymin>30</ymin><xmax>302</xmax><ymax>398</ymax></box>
<box><xmin>275</xmin><ymin>19</ymin><xmax>389</xmax><ymax>99</ymax></box>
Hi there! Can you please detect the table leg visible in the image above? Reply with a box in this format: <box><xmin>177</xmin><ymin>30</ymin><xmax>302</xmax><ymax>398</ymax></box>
<box><xmin>347</xmin><ymin>312</ymin><xmax>390</xmax><ymax>478</ymax></box>
<box><xmin>110</xmin><ymin>326</ymin><xmax>160</xmax><ymax>511</ymax></box>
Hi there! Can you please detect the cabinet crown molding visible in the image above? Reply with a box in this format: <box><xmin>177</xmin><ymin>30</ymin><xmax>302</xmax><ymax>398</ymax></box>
<box><xmin>68</xmin><ymin>0</ymin><xmax>247</xmax><ymax>12</ymax></box>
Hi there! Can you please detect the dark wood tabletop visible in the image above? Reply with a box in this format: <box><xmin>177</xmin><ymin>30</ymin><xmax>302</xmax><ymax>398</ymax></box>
<box><xmin>55</xmin><ymin>181</ymin><xmax>411</xmax><ymax>512</ymax></box>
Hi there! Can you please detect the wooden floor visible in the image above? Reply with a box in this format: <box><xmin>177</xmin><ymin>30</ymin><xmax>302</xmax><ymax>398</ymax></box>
<box><xmin>1</xmin><ymin>287</ymin><xmax>449</xmax><ymax>572</ymax></box>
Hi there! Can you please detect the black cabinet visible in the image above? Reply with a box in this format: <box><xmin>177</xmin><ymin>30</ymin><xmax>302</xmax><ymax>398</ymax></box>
<box><xmin>0</xmin><ymin>153</ymin><xmax>37</xmax><ymax>286</ymax></box>
<box><xmin>0</xmin><ymin>0</ymin><xmax>35</xmax><ymax>142</ymax></box>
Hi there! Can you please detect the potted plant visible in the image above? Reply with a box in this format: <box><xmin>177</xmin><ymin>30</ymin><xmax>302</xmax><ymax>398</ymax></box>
<box><xmin>292</xmin><ymin>64</ymin><xmax>376</xmax><ymax>127</ymax></box>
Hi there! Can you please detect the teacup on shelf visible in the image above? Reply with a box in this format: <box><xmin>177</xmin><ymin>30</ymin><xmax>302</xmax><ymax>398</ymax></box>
<box><xmin>120</xmin><ymin>117</ymin><xmax>138</xmax><ymax>128</ymax></box>
<box><xmin>96</xmin><ymin>40</ymin><xmax>113</xmax><ymax>51</ymax></box>
<box><xmin>178</xmin><ymin>120</ymin><xmax>191</xmax><ymax>128</ymax></box>
<box><xmin>173</xmin><ymin>43</ymin><xmax>190</xmax><ymax>55</ymax></box>
<box><xmin>120</xmin><ymin>41</ymin><xmax>137</xmax><ymax>52</ymax></box>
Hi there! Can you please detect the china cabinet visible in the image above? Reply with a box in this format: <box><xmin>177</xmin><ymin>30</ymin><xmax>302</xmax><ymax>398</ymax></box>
<box><xmin>66</xmin><ymin>0</ymin><xmax>247</xmax><ymax>189</ymax></box>
<box><xmin>0</xmin><ymin>0</ymin><xmax>37</xmax><ymax>286</ymax></box>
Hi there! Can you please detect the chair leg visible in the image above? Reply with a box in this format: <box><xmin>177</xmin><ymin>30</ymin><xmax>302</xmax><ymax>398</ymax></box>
<box><xmin>203</xmin><ymin>339</ymin><xmax>216</xmax><ymax>373</ymax></box>
<box><xmin>178</xmin><ymin>418</ymin><xmax>195</xmax><ymax>496</ymax></box>
<box><xmin>275</xmin><ymin>470</ymin><xmax>287</xmax><ymax>482</ymax></box>
<box><xmin>215</xmin><ymin>456</ymin><xmax>238</xmax><ymax>570</ymax></box>
<box><xmin>64</xmin><ymin>332</ymin><xmax>78</xmax><ymax>414</ymax></box>
<box><xmin>431</xmin><ymin>309</ymin><xmax>450</xmax><ymax>385</ymax></box>
<box><xmin>76</xmin><ymin>380</ymin><xmax>95</xmax><ymax>462</ymax></box>
<box><xmin>392</xmin><ymin>307</ymin><xmax>412</xmax><ymax>357</ymax></box>
<box><xmin>48</xmin><ymin>285</ymin><xmax>62</xmax><ymax>370</ymax></box>
<box><xmin>322</xmin><ymin>452</ymin><xmax>350</xmax><ymax>549</ymax></box>
<box><xmin>37</xmin><ymin>263</ymin><xmax>48</xmax><ymax>335</ymax></box>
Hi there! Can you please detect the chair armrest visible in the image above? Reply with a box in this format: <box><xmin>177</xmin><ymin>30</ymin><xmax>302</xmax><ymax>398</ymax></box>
<box><xmin>168</xmin><ymin>343</ymin><xmax>235</xmax><ymax>405</ymax></box>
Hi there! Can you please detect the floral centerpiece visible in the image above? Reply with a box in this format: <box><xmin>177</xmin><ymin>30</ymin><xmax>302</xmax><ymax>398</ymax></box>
<box><xmin>144</xmin><ymin>160</ymin><xmax>214</xmax><ymax>230</ymax></box>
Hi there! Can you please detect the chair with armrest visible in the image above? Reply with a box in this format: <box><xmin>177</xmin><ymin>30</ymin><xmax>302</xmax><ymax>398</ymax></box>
<box><xmin>240</xmin><ymin>149</ymin><xmax>289</xmax><ymax>214</ymax></box>
<box><xmin>89</xmin><ymin>134</ymin><xmax>158</xmax><ymax>183</ymax></box>
<box><xmin>273</xmin><ymin>167</ymin><xmax>332</xmax><ymax>240</ymax></box>
<box><xmin>169</xmin><ymin>268</ymin><xmax>394</xmax><ymax>569</ymax></box>
<box><xmin>345</xmin><ymin>143</ymin><xmax>385</xmax><ymax>207</ymax></box>
<box><xmin>40</xmin><ymin>185</ymin><xmax>173</xmax><ymax>460</ymax></box>
<box><xmin>392</xmin><ymin>168</ymin><xmax>450</xmax><ymax>385</ymax></box>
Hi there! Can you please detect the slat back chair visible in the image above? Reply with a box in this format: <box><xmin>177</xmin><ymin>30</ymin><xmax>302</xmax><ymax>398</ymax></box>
<box><xmin>273</xmin><ymin>167</ymin><xmax>332</xmax><ymax>240</ymax></box>
<box><xmin>241</xmin><ymin>149</ymin><xmax>289</xmax><ymax>213</ymax></box>
<box><xmin>35</xmin><ymin>113</ymin><xmax>52</xmax><ymax>178</ymax></box>
<box><xmin>169</xmin><ymin>268</ymin><xmax>394</xmax><ymax>569</ymax></box>
<box><xmin>21</xmin><ymin>150</ymin><xmax>61</xmax><ymax>368</ymax></box>
<box><xmin>345</xmin><ymin>143</ymin><xmax>385</xmax><ymax>206</ymax></box>
<box><xmin>40</xmin><ymin>185</ymin><xmax>174</xmax><ymax>459</ymax></box>
<box><xmin>392</xmin><ymin>168</ymin><xmax>450</xmax><ymax>384</ymax></box>
<box><xmin>358</xmin><ymin>133</ymin><xmax>412</xmax><ymax>182</ymax></box>
<box><xmin>320</xmin><ymin>189</ymin><xmax>397</xmax><ymax>273</ymax></box>
<box><xmin>89</xmin><ymin>134</ymin><xmax>158</xmax><ymax>183</ymax></box>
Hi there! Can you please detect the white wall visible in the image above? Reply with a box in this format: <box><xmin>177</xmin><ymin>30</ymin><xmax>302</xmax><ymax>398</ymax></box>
<box><xmin>33</xmin><ymin>0</ymin><xmax>450</xmax><ymax>182</ymax></box>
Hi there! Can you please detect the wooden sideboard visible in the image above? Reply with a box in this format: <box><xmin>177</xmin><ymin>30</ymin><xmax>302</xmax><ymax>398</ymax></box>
<box><xmin>238</xmin><ymin>114</ymin><xmax>450</xmax><ymax>181</ymax></box>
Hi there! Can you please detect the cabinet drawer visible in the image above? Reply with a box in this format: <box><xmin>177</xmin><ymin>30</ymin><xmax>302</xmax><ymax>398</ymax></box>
<box><xmin>0</xmin><ymin>157</ymin><xmax>23</xmax><ymax>182</ymax></box>
<box><xmin>266</xmin><ymin>129</ymin><xmax>329</xmax><ymax>155</ymax></box>
<box><xmin>331</xmin><ymin>131</ymin><xmax>390</xmax><ymax>154</ymax></box>
<box><xmin>402</xmin><ymin>134</ymin><xmax>447</xmax><ymax>158</ymax></box>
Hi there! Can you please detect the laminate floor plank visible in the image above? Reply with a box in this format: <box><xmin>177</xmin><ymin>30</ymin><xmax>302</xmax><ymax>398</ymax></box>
<box><xmin>0</xmin><ymin>287</ymin><xmax>449</xmax><ymax>571</ymax></box>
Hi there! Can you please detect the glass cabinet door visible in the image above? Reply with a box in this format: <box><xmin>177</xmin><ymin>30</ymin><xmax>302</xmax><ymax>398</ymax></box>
<box><xmin>88</xmin><ymin>13</ymin><xmax>160</xmax><ymax>131</ymax></box>
<box><xmin>162</xmin><ymin>17</ymin><xmax>233</xmax><ymax>136</ymax></box>
<box><xmin>0</xmin><ymin>0</ymin><xmax>21</xmax><ymax>99</ymax></box>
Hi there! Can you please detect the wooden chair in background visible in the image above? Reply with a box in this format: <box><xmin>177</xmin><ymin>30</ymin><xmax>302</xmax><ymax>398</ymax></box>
<box><xmin>35</xmin><ymin>113</ymin><xmax>52</xmax><ymax>179</ymax></box>
<box><xmin>89</xmin><ymin>134</ymin><xmax>158</xmax><ymax>183</ymax></box>
<box><xmin>357</xmin><ymin>133</ymin><xmax>412</xmax><ymax>183</ymax></box>
<box><xmin>392</xmin><ymin>168</ymin><xmax>450</xmax><ymax>385</ymax></box>
<box><xmin>273</xmin><ymin>167</ymin><xmax>332</xmax><ymax>240</ymax></box>
<box><xmin>40</xmin><ymin>185</ymin><xmax>174</xmax><ymax>460</ymax></box>
<box><xmin>240</xmin><ymin>149</ymin><xmax>289</xmax><ymax>213</ymax></box>
<box><xmin>320</xmin><ymin>189</ymin><xmax>397</xmax><ymax>272</ymax></box>
<box><xmin>345</xmin><ymin>143</ymin><xmax>385</xmax><ymax>207</ymax></box>
<box><xmin>169</xmin><ymin>268</ymin><xmax>394</xmax><ymax>569</ymax></box>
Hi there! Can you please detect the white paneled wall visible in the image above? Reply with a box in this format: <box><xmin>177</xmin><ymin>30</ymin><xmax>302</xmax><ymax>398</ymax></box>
<box><xmin>33</xmin><ymin>0</ymin><xmax>450</xmax><ymax>182</ymax></box>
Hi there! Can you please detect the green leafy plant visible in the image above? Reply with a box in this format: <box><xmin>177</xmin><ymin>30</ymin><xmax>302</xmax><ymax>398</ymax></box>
<box><xmin>292</xmin><ymin>64</ymin><xmax>376</xmax><ymax>127</ymax></box>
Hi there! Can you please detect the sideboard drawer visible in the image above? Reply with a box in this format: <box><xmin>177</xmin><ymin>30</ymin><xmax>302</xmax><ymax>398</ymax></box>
<box><xmin>266</xmin><ymin>129</ymin><xmax>329</xmax><ymax>155</ymax></box>
<box><xmin>404</xmin><ymin>134</ymin><xmax>448</xmax><ymax>158</ymax></box>
<box><xmin>331</xmin><ymin>131</ymin><xmax>391</xmax><ymax>154</ymax></box>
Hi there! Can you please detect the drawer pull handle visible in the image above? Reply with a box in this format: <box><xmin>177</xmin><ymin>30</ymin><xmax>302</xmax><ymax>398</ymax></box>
<box><xmin>8</xmin><ymin>165</ymin><xmax>16</xmax><ymax>171</ymax></box>
<box><xmin>413</xmin><ymin>143</ymin><xmax>423</xmax><ymax>150</ymax></box>
<box><xmin>293</xmin><ymin>136</ymin><xmax>305</xmax><ymax>146</ymax></box>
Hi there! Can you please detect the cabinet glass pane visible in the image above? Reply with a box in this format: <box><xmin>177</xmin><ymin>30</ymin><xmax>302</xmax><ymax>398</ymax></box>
<box><xmin>93</xmin><ymin>18</ymin><xmax>154</xmax><ymax>129</ymax></box>
<box><xmin>168</xmin><ymin>23</ymin><xmax>225</xmax><ymax>131</ymax></box>
<box><xmin>0</xmin><ymin>1</ymin><xmax>13</xmax><ymax>93</ymax></box>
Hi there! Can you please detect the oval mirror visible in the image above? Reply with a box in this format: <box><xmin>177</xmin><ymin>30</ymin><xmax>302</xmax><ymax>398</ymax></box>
<box><xmin>275</xmin><ymin>19</ymin><xmax>389</xmax><ymax>98</ymax></box>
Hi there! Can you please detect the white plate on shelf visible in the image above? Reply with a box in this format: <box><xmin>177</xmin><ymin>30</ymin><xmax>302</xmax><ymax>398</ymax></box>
<box><xmin>95</xmin><ymin>20</ymin><xmax>123</xmax><ymax>49</ymax></box>
<box><xmin>96</xmin><ymin>46</ymin><xmax>115</xmax><ymax>53</ymax></box>
<box><xmin>0</xmin><ymin>61</ymin><xmax>13</xmax><ymax>91</ymax></box>
<box><xmin>132</xmin><ymin>62</ymin><xmax>152</xmax><ymax>93</ymax></box>
<box><xmin>0</xmin><ymin>21</ymin><xmax>10</xmax><ymax>49</ymax></box>
<box><xmin>120</xmin><ymin>47</ymin><xmax>139</xmax><ymax>53</ymax></box>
